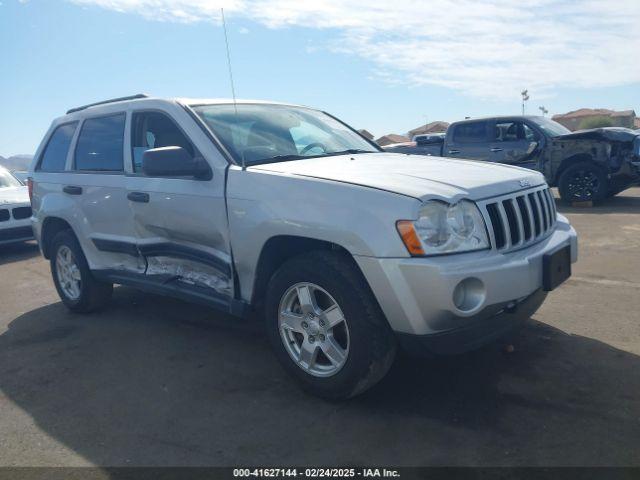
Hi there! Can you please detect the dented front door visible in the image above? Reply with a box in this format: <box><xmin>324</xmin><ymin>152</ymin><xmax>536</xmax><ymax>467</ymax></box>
<box><xmin>125</xmin><ymin>109</ymin><xmax>233</xmax><ymax>303</ymax></box>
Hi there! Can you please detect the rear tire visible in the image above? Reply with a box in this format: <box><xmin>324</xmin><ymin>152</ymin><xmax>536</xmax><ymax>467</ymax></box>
<box><xmin>50</xmin><ymin>230</ymin><xmax>113</xmax><ymax>313</ymax></box>
<box><xmin>265</xmin><ymin>251</ymin><xmax>396</xmax><ymax>399</ymax></box>
<box><xmin>558</xmin><ymin>161</ymin><xmax>608</xmax><ymax>203</ymax></box>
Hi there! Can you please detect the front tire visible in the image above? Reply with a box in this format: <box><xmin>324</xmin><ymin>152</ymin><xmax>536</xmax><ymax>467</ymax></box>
<box><xmin>265</xmin><ymin>251</ymin><xmax>396</xmax><ymax>399</ymax></box>
<box><xmin>50</xmin><ymin>230</ymin><xmax>113</xmax><ymax>313</ymax></box>
<box><xmin>558</xmin><ymin>161</ymin><xmax>608</xmax><ymax>203</ymax></box>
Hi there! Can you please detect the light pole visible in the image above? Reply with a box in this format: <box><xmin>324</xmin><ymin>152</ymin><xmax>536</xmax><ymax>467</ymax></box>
<box><xmin>521</xmin><ymin>89</ymin><xmax>529</xmax><ymax>115</ymax></box>
<box><xmin>538</xmin><ymin>106</ymin><xmax>548</xmax><ymax>116</ymax></box>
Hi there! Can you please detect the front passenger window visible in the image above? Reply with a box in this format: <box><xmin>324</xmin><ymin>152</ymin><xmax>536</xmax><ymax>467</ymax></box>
<box><xmin>131</xmin><ymin>112</ymin><xmax>195</xmax><ymax>173</ymax></box>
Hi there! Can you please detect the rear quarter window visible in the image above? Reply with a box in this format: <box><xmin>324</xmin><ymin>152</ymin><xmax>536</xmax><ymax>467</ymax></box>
<box><xmin>37</xmin><ymin>122</ymin><xmax>78</xmax><ymax>172</ymax></box>
<box><xmin>452</xmin><ymin>122</ymin><xmax>487</xmax><ymax>143</ymax></box>
<box><xmin>75</xmin><ymin>114</ymin><xmax>126</xmax><ymax>172</ymax></box>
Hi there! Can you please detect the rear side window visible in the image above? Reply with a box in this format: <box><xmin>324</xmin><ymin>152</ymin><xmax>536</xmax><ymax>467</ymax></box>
<box><xmin>75</xmin><ymin>114</ymin><xmax>125</xmax><ymax>172</ymax></box>
<box><xmin>452</xmin><ymin>122</ymin><xmax>487</xmax><ymax>143</ymax></box>
<box><xmin>38</xmin><ymin>122</ymin><xmax>78</xmax><ymax>172</ymax></box>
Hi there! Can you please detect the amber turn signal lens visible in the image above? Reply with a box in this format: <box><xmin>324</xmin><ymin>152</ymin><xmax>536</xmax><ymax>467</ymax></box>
<box><xmin>396</xmin><ymin>220</ymin><xmax>425</xmax><ymax>256</ymax></box>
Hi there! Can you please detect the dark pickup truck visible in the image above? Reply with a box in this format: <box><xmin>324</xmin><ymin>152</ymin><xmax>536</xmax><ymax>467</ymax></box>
<box><xmin>385</xmin><ymin>116</ymin><xmax>640</xmax><ymax>202</ymax></box>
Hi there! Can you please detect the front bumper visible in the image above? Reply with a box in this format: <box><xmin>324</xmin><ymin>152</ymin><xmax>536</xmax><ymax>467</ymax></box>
<box><xmin>355</xmin><ymin>216</ymin><xmax>577</xmax><ymax>348</ymax></box>
<box><xmin>396</xmin><ymin>288</ymin><xmax>547</xmax><ymax>355</ymax></box>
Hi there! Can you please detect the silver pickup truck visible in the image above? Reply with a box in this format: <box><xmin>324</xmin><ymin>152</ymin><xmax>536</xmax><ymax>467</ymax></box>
<box><xmin>29</xmin><ymin>95</ymin><xmax>578</xmax><ymax>398</ymax></box>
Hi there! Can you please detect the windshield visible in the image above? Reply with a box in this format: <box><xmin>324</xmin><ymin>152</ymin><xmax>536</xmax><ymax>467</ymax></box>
<box><xmin>0</xmin><ymin>169</ymin><xmax>22</xmax><ymax>188</ymax></box>
<box><xmin>531</xmin><ymin>117</ymin><xmax>571</xmax><ymax>137</ymax></box>
<box><xmin>192</xmin><ymin>104</ymin><xmax>380</xmax><ymax>165</ymax></box>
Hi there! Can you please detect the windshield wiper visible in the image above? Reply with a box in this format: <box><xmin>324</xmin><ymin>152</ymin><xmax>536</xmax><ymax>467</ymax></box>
<box><xmin>246</xmin><ymin>149</ymin><xmax>378</xmax><ymax>166</ymax></box>
<box><xmin>327</xmin><ymin>149</ymin><xmax>378</xmax><ymax>156</ymax></box>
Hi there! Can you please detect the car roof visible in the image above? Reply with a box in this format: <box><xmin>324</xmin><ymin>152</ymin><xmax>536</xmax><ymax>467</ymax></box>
<box><xmin>451</xmin><ymin>115</ymin><xmax>547</xmax><ymax>125</ymax></box>
<box><xmin>61</xmin><ymin>95</ymin><xmax>309</xmax><ymax>118</ymax></box>
<box><xmin>52</xmin><ymin>96</ymin><xmax>316</xmax><ymax>129</ymax></box>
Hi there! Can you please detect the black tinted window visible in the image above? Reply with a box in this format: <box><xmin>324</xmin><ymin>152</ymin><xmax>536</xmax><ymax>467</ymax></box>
<box><xmin>131</xmin><ymin>112</ymin><xmax>195</xmax><ymax>172</ymax></box>
<box><xmin>38</xmin><ymin>122</ymin><xmax>78</xmax><ymax>172</ymax></box>
<box><xmin>453</xmin><ymin>122</ymin><xmax>487</xmax><ymax>143</ymax></box>
<box><xmin>415</xmin><ymin>135</ymin><xmax>444</xmax><ymax>145</ymax></box>
<box><xmin>75</xmin><ymin>114</ymin><xmax>125</xmax><ymax>171</ymax></box>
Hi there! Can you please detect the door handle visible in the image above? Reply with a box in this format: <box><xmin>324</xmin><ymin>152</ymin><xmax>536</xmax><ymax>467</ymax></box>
<box><xmin>127</xmin><ymin>192</ymin><xmax>150</xmax><ymax>203</ymax></box>
<box><xmin>448</xmin><ymin>149</ymin><xmax>460</xmax><ymax>155</ymax></box>
<box><xmin>490</xmin><ymin>147</ymin><xmax>504</xmax><ymax>152</ymax></box>
<box><xmin>63</xmin><ymin>185</ymin><xmax>83</xmax><ymax>195</ymax></box>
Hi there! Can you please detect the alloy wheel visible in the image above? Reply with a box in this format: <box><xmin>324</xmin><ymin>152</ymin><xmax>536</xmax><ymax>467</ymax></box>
<box><xmin>567</xmin><ymin>169</ymin><xmax>600</xmax><ymax>200</ymax></box>
<box><xmin>56</xmin><ymin>245</ymin><xmax>82</xmax><ymax>300</ymax></box>
<box><xmin>278</xmin><ymin>282</ymin><xmax>350</xmax><ymax>377</ymax></box>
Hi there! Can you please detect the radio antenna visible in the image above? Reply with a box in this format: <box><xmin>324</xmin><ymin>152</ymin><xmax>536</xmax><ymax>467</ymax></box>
<box><xmin>221</xmin><ymin>8</ymin><xmax>237</xmax><ymax>112</ymax></box>
<box><xmin>220</xmin><ymin>8</ymin><xmax>243</xmax><ymax>167</ymax></box>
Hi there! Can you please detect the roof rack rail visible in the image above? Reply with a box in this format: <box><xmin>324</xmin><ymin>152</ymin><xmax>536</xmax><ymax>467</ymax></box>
<box><xmin>66</xmin><ymin>93</ymin><xmax>149</xmax><ymax>114</ymax></box>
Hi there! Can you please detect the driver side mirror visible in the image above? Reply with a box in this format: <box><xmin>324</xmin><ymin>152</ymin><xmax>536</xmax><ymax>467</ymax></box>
<box><xmin>142</xmin><ymin>146</ymin><xmax>212</xmax><ymax>180</ymax></box>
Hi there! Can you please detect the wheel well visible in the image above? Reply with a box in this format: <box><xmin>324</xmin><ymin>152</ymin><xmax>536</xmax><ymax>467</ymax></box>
<box><xmin>251</xmin><ymin>236</ymin><xmax>355</xmax><ymax>310</ymax></box>
<box><xmin>41</xmin><ymin>217</ymin><xmax>74</xmax><ymax>259</ymax></box>
<box><xmin>554</xmin><ymin>154</ymin><xmax>599</xmax><ymax>185</ymax></box>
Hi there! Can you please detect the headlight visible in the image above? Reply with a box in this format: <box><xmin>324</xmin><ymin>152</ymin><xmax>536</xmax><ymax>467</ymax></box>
<box><xmin>397</xmin><ymin>200</ymin><xmax>490</xmax><ymax>256</ymax></box>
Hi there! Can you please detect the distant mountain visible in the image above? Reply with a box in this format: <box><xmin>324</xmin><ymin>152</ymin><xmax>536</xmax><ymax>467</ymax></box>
<box><xmin>0</xmin><ymin>154</ymin><xmax>33</xmax><ymax>171</ymax></box>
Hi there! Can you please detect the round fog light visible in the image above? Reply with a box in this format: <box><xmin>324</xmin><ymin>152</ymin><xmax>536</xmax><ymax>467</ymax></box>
<box><xmin>452</xmin><ymin>278</ymin><xmax>485</xmax><ymax>313</ymax></box>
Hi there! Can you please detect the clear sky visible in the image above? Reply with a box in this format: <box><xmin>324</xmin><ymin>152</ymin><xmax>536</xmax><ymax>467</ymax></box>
<box><xmin>1</xmin><ymin>0</ymin><xmax>639</xmax><ymax>157</ymax></box>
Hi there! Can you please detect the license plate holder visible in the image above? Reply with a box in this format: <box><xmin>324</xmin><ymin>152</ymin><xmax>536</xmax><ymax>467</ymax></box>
<box><xmin>543</xmin><ymin>245</ymin><xmax>571</xmax><ymax>292</ymax></box>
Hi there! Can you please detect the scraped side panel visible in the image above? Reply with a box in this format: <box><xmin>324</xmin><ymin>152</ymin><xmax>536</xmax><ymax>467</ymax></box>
<box><xmin>146</xmin><ymin>255</ymin><xmax>232</xmax><ymax>297</ymax></box>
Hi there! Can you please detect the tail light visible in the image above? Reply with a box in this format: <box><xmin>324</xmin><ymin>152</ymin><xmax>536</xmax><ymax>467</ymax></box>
<box><xmin>27</xmin><ymin>178</ymin><xmax>34</xmax><ymax>206</ymax></box>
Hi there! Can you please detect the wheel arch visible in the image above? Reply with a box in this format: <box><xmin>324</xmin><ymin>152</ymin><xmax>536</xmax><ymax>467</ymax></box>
<box><xmin>554</xmin><ymin>153</ymin><xmax>603</xmax><ymax>185</ymax></box>
<box><xmin>41</xmin><ymin>216</ymin><xmax>76</xmax><ymax>259</ymax></box>
<box><xmin>250</xmin><ymin>235</ymin><xmax>367</xmax><ymax>312</ymax></box>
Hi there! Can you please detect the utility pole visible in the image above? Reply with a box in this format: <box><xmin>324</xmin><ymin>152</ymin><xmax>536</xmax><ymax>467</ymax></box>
<box><xmin>521</xmin><ymin>89</ymin><xmax>529</xmax><ymax>115</ymax></box>
<box><xmin>539</xmin><ymin>106</ymin><xmax>548</xmax><ymax>116</ymax></box>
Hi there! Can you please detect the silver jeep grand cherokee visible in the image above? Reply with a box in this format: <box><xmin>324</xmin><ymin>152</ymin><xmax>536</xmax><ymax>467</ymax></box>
<box><xmin>29</xmin><ymin>95</ymin><xmax>577</xmax><ymax>398</ymax></box>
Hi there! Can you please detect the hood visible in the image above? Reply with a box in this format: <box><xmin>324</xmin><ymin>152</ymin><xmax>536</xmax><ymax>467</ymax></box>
<box><xmin>0</xmin><ymin>186</ymin><xmax>30</xmax><ymax>206</ymax></box>
<box><xmin>249</xmin><ymin>153</ymin><xmax>545</xmax><ymax>200</ymax></box>
<box><xmin>557</xmin><ymin>127</ymin><xmax>639</xmax><ymax>143</ymax></box>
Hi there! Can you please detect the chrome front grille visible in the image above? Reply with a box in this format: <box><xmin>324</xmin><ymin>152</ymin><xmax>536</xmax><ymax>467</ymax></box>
<box><xmin>481</xmin><ymin>186</ymin><xmax>556</xmax><ymax>252</ymax></box>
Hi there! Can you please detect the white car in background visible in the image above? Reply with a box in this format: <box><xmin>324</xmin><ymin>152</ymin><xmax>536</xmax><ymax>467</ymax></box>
<box><xmin>0</xmin><ymin>166</ymin><xmax>34</xmax><ymax>246</ymax></box>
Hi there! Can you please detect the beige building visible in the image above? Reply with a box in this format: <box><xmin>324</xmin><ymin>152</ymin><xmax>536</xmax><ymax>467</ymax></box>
<box><xmin>552</xmin><ymin>108</ymin><xmax>637</xmax><ymax>131</ymax></box>
<box><xmin>375</xmin><ymin>134</ymin><xmax>410</xmax><ymax>146</ymax></box>
<box><xmin>408</xmin><ymin>121</ymin><xmax>450</xmax><ymax>138</ymax></box>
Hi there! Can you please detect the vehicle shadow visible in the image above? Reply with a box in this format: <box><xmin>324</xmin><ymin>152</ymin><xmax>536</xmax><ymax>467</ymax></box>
<box><xmin>0</xmin><ymin>289</ymin><xmax>638</xmax><ymax>467</ymax></box>
<box><xmin>0</xmin><ymin>240</ymin><xmax>40</xmax><ymax>266</ymax></box>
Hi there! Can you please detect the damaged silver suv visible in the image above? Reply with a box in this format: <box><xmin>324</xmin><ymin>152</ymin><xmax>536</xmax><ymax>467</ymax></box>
<box><xmin>30</xmin><ymin>95</ymin><xmax>578</xmax><ymax>398</ymax></box>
